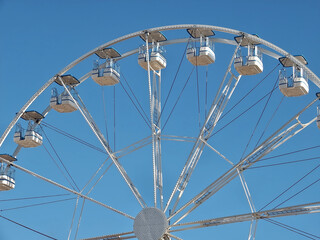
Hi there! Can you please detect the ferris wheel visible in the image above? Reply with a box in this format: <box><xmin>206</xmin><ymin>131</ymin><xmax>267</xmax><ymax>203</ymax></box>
<box><xmin>1</xmin><ymin>24</ymin><xmax>320</xmax><ymax>240</ymax></box>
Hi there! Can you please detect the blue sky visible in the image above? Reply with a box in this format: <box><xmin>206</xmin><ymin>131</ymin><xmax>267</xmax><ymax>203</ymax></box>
<box><xmin>0</xmin><ymin>0</ymin><xmax>320</xmax><ymax>240</ymax></box>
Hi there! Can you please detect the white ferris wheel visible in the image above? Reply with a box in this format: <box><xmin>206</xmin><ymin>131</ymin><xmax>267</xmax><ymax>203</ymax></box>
<box><xmin>1</xmin><ymin>24</ymin><xmax>320</xmax><ymax>240</ymax></box>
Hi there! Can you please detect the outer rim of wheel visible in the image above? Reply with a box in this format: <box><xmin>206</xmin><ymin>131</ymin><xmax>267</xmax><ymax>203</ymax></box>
<box><xmin>1</xmin><ymin>24</ymin><xmax>320</xmax><ymax>240</ymax></box>
<box><xmin>1</xmin><ymin>24</ymin><xmax>320</xmax><ymax>147</ymax></box>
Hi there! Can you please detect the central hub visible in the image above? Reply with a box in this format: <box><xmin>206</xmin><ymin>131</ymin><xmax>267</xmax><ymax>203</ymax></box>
<box><xmin>133</xmin><ymin>207</ymin><xmax>168</xmax><ymax>240</ymax></box>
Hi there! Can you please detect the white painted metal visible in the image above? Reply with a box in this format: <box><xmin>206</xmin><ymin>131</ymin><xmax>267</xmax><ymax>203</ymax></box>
<box><xmin>0</xmin><ymin>174</ymin><xmax>15</xmax><ymax>190</ymax></box>
<box><xmin>0</xmin><ymin>162</ymin><xmax>15</xmax><ymax>191</ymax></box>
<box><xmin>50</xmin><ymin>88</ymin><xmax>77</xmax><ymax>113</ymax></box>
<box><xmin>166</xmin><ymin>233</ymin><xmax>181</xmax><ymax>240</ymax></box>
<box><xmin>51</xmin><ymin>95</ymin><xmax>77</xmax><ymax>113</ymax></box>
<box><xmin>13</xmin><ymin>123</ymin><xmax>43</xmax><ymax>148</ymax></box>
<box><xmin>82</xmin><ymin>231</ymin><xmax>135</xmax><ymax>240</ymax></box>
<box><xmin>279</xmin><ymin>77</ymin><xmax>309</xmax><ymax>97</ymax></box>
<box><xmin>234</xmin><ymin>46</ymin><xmax>263</xmax><ymax>75</ymax></box>
<box><xmin>187</xmin><ymin>46</ymin><xmax>215</xmax><ymax>66</ymax></box>
<box><xmin>202</xmin><ymin>137</ymin><xmax>257</xmax><ymax>240</ymax></box>
<box><xmin>201</xmin><ymin>139</ymin><xmax>234</xmax><ymax>166</ymax></box>
<box><xmin>2</xmin><ymin>24</ymin><xmax>320</xmax><ymax>149</ymax></box>
<box><xmin>144</xmin><ymin>33</ymin><xmax>164</xmax><ymax>209</ymax></box>
<box><xmin>82</xmin><ymin>201</ymin><xmax>320</xmax><ymax>240</ymax></box>
<box><xmin>138</xmin><ymin>43</ymin><xmax>166</xmax><ymax>71</ymax></box>
<box><xmin>74</xmin><ymin>198</ymin><xmax>85</xmax><ymax>239</ymax></box>
<box><xmin>1</xmin><ymin>24</ymin><xmax>320</xmax><ymax>239</ymax></box>
<box><xmin>92</xmin><ymin>59</ymin><xmax>120</xmax><ymax>86</ymax></box>
<box><xmin>237</xmin><ymin>171</ymin><xmax>257</xmax><ymax>240</ymax></box>
<box><xmin>169</xmin><ymin>97</ymin><xmax>318</xmax><ymax>224</ymax></box>
<box><xmin>279</xmin><ymin>67</ymin><xmax>309</xmax><ymax>97</ymax></box>
<box><xmin>153</xmin><ymin>69</ymin><xmax>163</xmax><ymax>209</ymax></box>
<box><xmin>165</xmin><ymin>44</ymin><xmax>242</xmax><ymax>214</ymax></box>
<box><xmin>82</xmin><ymin>200</ymin><xmax>320</xmax><ymax>240</ymax></box>
<box><xmin>150</xmin><ymin>51</ymin><xmax>166</xmax><ymax>70</ymax></box>
<box><xmin>114</xmin><ymin>136</ymin><xmax>152</xmax><ymax>159</ymax></box>
<box><xmin>60</xmin><ymin>77</ymin><xmax>147</xmax><ymax>208</ymax></box>
<box><xmin>317</xmin><ymin>105</ymin><xmax>320</xmax><ymax>129</ymax></box>
<box><xmin>134</xmin><ymin>207</ymin><xmax>168</xmax><ymax>240</ymax></box>
<box><xmin>238</xmin><ymin>170</ymin><xmax>256</xmax><ymax>213</ymax></box>
<box><xmin>68</xmin><ymin>197</ymin><xmax>80</xmax><ymax>240</ymax></box>
<box><xmin>12</xmin><ymin>145</ymin><xmax>22</xmax><ymax>158</ymax></box>
<box><xmin>138</xmin><ymin>51</ymin><xmax>148</xmax><ymax>70</ymax></box>
<box><xmin>0</xmin><ymin>155</ymin><xmax>134</xmax><ymax>219</ymax></box>
<box><xmin>203</xmin><ymin>138</ymin><xmax>257</xmax><ymax>240</ymax></box>
<box><xmin>186</xmin><ymin>37</ymin><xmax>215</xmax><ymax>66</ymax></box>
<box><xmin>169</xmin><ymin>201</ymin><xmax>320</xmax><ymax>232</ymax></box>
<box><xmin>114</xmin><ymin>135</ymin><xmax>197</xmax><ymax>160</ymax></box>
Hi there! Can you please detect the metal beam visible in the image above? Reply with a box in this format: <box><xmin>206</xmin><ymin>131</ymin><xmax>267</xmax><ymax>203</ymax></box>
<box><xmin>165</xmin><ymin>43</ymin><xmax>242</xmax><ymax>214</ymax></box>
<box><xmin>60</xmin><ymin>77</ymin><xmax>147</xmax><ymax>209</ymax></box>
<box><xmin>144</xmin><ymin>33</ymin><xmax>164</xmax><ymax>209</ymax></box>
<box><xmin>81</xmin><ymin>231</ymin><xmax>135</xmax><ymax>240</ymax></box>
<box><xmin>114</xmin><ymin>136</ymin><xmax>152</xmax><ymax>159</ymax></box>
<box><xmin>2</xmin><ymin>24</ymin><xmax>320</xmax><ymax>154</ymax></box>
<box><xmin>169</xmin><ymin>97</ymin><xmax>318</xmax><ymax>224</ymax></box>
<box><xmin>169</xmin><ymin>201</ymin><xmax>320</xmax><ymax>232</ymax></box>
<box><xmin>0</xmin><ymin>156</ymin><xmax>134</xmax><ymax>220</ymax></box>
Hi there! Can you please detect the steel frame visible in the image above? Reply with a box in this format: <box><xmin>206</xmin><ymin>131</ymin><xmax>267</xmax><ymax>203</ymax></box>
<box><xmin>168</xmin><ymin>97</ymin><xmax>318</xmax><ymax>225</ymax></box>
<box><xmin>1</xmin><ymin>24</ymin><xmax>320</xmax><ymax>239</ymax></box>
<box><xmin>165</xmin><ymin>42</ymin><xmax>242</xmax><ymax>214</ymax></box>
<box><xmin>170</xmin><ymin>201</ymin><xmax>320</xmax><ymax>232</ymax></box>
<box><xmin>60</xmin><ymin>77</ymin><xmax>147</xmax><ymax>209</ymax></box>
<box><xmin>144</xmin><ymin>33</ymin><xmax>164</xmax><ymax>209</ymax></box>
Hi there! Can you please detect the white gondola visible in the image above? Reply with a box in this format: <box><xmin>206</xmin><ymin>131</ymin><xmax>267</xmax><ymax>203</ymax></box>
<box><xmin>138</xmin><ymin>43</ymin><xmax>166</xmax><ymax>70</ymax></box>
<box><xmin>92</xmin><ymin>59</ymin><xmax>120</xmax><ymax>86</ymax></box>
<box><xmin>186</xmin><ymin>37</ymin><xmax>215</xmax><ymax>66</ymax></box>
<box><xmin>0</xmin><ymin>166</ymin><xmax>15</xmax><ymax>191</ymax></box>
<box><xmin>234</xmin><ymin>45</ymin><xmax>263</xmax><ymax>75</ymax></box>
<box><xmin>278</xmin><ymin>56</ymin><xmax>309</xmax><ymax>97</ymax></box>
<box><xmin>50</xmin><ymin>88</ymin><xmax>77</xmax><ymax>113</ymax></box>
<box><xmin>317</xmin><ymin>105</ymin><xmax>320</xmax><ymax>129</ymax></box>
<box><xmin>0</xmin><ymin>155</ymin><xmax>16</xmax><ymax>191</ymax></box>
<box><xmin>279</xmin><ymin>69</ymin><xmax>309</xmax><ymax>97</ymax></box>
<box><xmin>138</xmin><ymin>49</ymin><xmax>148</xmax><ymax>70</ymax></box>
<box><xmin>14</xmin><ymin>122</ymin><xmax>43</xmax><ymax>148</ymax></box>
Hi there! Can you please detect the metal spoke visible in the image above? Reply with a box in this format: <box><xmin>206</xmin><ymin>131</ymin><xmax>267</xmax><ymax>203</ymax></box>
<box><xmin>201</xmin><ymin>139</ymin><xmax>234</xmax><ymax>166</ymax></box>
<box><xmin>238</xmin><ymin>171</ymin><xmax>256</xmax><ymax>213</ymax></box>
<box><xmin>237</xmin><ymin>171</ymin><xmax>257</xmax><ymax>240</ymax></box>
<box><xmin>168</xmin><ymin>97</ymin><xmax>318</xmax><ymax>224</ymax></box>
<box><xmin>0</xmin><ymin>156</ymin><xmax>134</xmax><ymax>220</ymax></box>
<box><xmin>80</xmin><ymin>157</ymin><xmax>110</xmax><ymax>194</ymax></box>
<box><xmin>165</xmin><ymin>43</ymin><xmax>242</xmax><ymax>214</ymax></box>
<box><xmin>82</xmin><ymin>231</ymin><xmax>135</xmax><ymax>240</ymax></box>
<box><xmin>84</xmin><ymin>161</ymin><xmax>113</xmax><ymax>196</ymax></box>
<box><xmin>12</xmin><ymin>145</ymin><xmax>22</xmax><ymax>157</ymax></box>
<box><xmin>74</xmin><ymin>198</ymin><xmax>86</xmax><ymax>240</ymax></box>
<box><xmin>114</xmin><ymin>136</ymin><xmax>152</xmax><ymax>159</ymax></box>
<box><xmin>166</xmin><ymin>233</ymin><xmax>183</xmax><ymax>240</ymax></box>
<box><xmin>68</xmin><ymin>197</ymin><xmax>80</xmax><ymax>240</ymax></box>
<box><xmin>169</xmin><ymin>201</ymin><xmax>320</xmax><ymax>232</ymax></box>
<box><xmin>144</xmin><ymin>33</ymin><xmax>164</xmax><ymax>209</ymax></box>
<box><xmin>59</xmin><ymin>76</ymin><xmax>147</xmax><ymax>208</ymax></box>
<box><xmin>81</xmin><ymin>136</ymin><xmax>152</xmax><ymax>195</ymax></box>
<box><xmin>162</xmin><ymin>135</ymin><xmax>196</xmax><ymax>143</ymax></box>
<box><xmin>2</xmin><ymin>24</ymin><xmax>320</xmax><ymax>240</ymax></box>
<box><xmin>248</xmin><ymin>220</ymin><xmax>258</xmax><ymax>240</ymax></box>
<box><xmin>79</xmin><ymin>136</ymin><xmax>154</xmax><ymax>200</ymax></box>
<box><xmin>199</xmin><ymin>136</ymin><xmax>257</xmax><ymax>239</ymax></box>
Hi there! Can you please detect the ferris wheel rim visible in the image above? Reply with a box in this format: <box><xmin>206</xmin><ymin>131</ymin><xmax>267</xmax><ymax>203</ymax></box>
<box><xmin>1</xmin><ymin>24</ymin><xmax>320</xmax><ymax>240</ymax></box>
<box><xmin>1</xmin><ymin>24</ymin><xmax>320</xmax><ymax>147</ymax></box>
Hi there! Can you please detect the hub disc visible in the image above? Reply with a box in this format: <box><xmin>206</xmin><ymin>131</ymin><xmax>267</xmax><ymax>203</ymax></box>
<box><xmin>133</xmin><ymin>207</ymin><xmax>168</xmax><ymax>240</ymax></box>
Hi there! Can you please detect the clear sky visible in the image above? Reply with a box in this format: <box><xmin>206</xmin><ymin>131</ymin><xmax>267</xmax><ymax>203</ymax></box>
<box><xmin>0</xmin><ymin>0</ymin><xmax>320</xmax><ymax>240</ymax></box>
